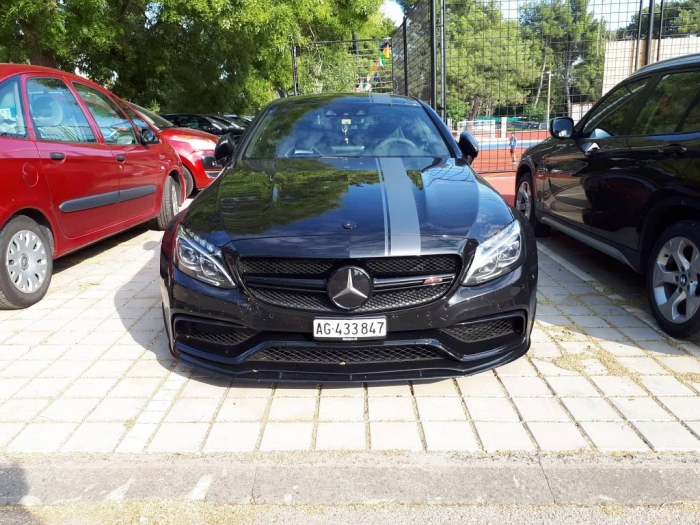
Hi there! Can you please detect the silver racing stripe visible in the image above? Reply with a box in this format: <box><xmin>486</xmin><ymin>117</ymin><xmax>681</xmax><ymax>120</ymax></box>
<box><xmin>370</xmin><ymin>93</ymin><xmax>392</xmax><ymax>105</ymax></box>
<box><xmin>375</xmin><ymin>158</ymin><xmax>390</xmax><ymax>256</ymax></box>
<box><xmin>377</xmin><ymin>157</ymin><xmax>421</xmax><ymax>256</ymax></box>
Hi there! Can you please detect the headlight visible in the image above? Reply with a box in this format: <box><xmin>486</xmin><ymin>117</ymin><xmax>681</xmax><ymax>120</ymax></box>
<box><xmin>463</xmin><ymin>220</ymin><xmax>523</xmax><ymax>286</ymax></box>
<box><xmin>174</xmin><ymin>226</ymin><xmax>236</xmax><ymax>288</ymax></box>
<box><xmin>170</xmin><ymin>136</ymin><xmax>217</xmax><ymax>151</ymax></box>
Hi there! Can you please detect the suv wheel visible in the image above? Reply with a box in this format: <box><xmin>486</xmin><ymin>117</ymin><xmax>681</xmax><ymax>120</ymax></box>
<box><xmin>647</xmin><ymin>220</ymin><xmax>700</xmax><ymax>337</ymax></box>
<box><xmin>0</xmin><ymin>216</ymin><xmax>53</xmax><ymax>309</ymax></box>
<box><xmin>515</xmin><ymin>170</ymin><xmax>549</xmax><ymax>236</ymax></box>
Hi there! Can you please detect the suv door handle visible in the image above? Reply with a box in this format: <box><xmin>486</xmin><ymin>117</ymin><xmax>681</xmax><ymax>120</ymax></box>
<box><xmin>659</xmin><ymin>144</ymin><xmax>687</xmax><ymax>155</ymax></box>
<box><xmin>115</xmin><ymin>154</ymin><xmax>126</xmax><ymax>162</ymax></box>
<box><xmin>49</xmin><ymin>152</ymin><xmax>65</xmax><ymax>161</ymax></box>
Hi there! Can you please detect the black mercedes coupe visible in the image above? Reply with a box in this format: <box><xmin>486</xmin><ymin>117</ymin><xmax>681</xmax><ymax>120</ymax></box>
<box><xmin>159</xmin><ymin>93</ymin><xmax>538</xmax><ymax>382</ymax></box>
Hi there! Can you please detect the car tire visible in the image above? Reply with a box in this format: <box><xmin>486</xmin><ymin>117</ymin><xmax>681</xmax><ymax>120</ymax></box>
<box><xmin>182</xmin><ymin>166</ymin><xmax>195</xmax><ymax>197</ymax></box>
<box><xmin>647</xmin><ymin>220</ymin><xmax>700</xmax><ymax>338</ymax></box>
<box><xmin>154</xmin><ymin>176</ymin><xmax>181</xmax><ymax>231</ymax></box>
<box><xmin>0</xmin><ymin>216</ymin><xmax>53</xmax><ymax>309</ymax></box>
<box><xmin>515</xmin><ymin>170</ymin><xmax>550</xmax><ymax>237</ymax></box>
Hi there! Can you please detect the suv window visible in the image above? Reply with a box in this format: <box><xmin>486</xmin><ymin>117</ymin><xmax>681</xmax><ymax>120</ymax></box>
<box><xmin>631</xmin><ymin>70</ymin><xmax>700</xmax><ymax>135</ymax></box>
<box><xmin>581</xmin><ymin>78</ymin><xmax>649</xmax><ymax>138</ymax></box>
<box><xmin>0</xmin><ymin>76</ymin><xmax>28</xmax><ymax>139</ymax></box>
<box><xmin>73</xmin><ymin>83</ymin><xmax>138</xmax><ymax>145</ymax></box>
<box><xmin>27</xmin><ymin>78</ymin><xmax>96</xmax><ymax>143</ymax></box>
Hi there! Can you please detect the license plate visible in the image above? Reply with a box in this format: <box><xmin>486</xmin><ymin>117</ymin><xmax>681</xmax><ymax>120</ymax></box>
<box><xmin>313</xmin><ymin>318</ymin><xmax>387</xmax><ymax>340</ymax></box>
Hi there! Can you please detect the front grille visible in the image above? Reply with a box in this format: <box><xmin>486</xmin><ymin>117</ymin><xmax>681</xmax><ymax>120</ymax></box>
<box><xmin>442</xmin><ymin>317</ymin><xmax>522</xmax><ymax>343</ymax></box>
<box><xmin>248</xmin><ymin>284</ymin><xmax>451</xmax><ymax>313</ymax></box>
<box><xmin>176</xmin><ymin>320</ymin><xmax>258</xmax><ymax>346</ymax></box>
<box><xmin>239</xmin><ymin>255</ymin><xmax>460</xmax><ymax>277</ymax></box>
<box><xmin>239</xmin><ymin>254</ymin><xmax>461</xmax><ymax>313</ymax></box>
<box><xmin>365</xmin><ymin>256</ymin><xmax>459</xmax><ymax>276</ymax></box>
<box><xmin>251</xmin><ymin>344</ymin><xmax>442</xmax><ymax>364</ymax></box>
<box><xmin>240</xmin><ymin>258</ymin><xmax>335</xmax><ymax>276</ymax></box>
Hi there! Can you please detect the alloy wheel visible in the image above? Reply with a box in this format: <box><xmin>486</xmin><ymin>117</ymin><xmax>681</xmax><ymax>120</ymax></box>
<box><xmin>651</xmin><ymin>235</ymin><xmax>700</xmax><ymax>324</ymax></box>
<box><xmin>6</xmin><ymin>230</ymin><xmax>48</xmax><ymax>294</ymax></box>
<box><xmin>516</xmin><ymin>179</ymin><xmax>532</xmax><ymax>219</ymax></box>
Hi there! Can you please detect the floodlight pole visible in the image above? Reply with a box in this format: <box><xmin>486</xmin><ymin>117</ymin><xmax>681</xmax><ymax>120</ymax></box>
<box><xmin>546</xmin><ymin>70</ymin><xmax>552</xmax><ymax>128</ymax></box>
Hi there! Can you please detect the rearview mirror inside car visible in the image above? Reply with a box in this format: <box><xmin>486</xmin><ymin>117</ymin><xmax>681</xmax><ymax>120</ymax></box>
<box><xmin>458</xmin><ymin>131</ymin><xmax>479</xmax><ymax>164</ymax></box>
<box><xmin>550</xmin><ymin>117</ymin><xmax>574</xmax><ymax>139</ymax></box>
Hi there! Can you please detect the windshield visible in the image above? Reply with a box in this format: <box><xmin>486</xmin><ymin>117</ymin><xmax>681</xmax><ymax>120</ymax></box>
<box><xmin>128</xmin><ymin>102</ymin><xmax>174</xmax><ymax>130</ymax></box>
<box><xmin>243</xmin><ymin>100</ymin><xmax>450</xmax><ymax>159</ymax></box>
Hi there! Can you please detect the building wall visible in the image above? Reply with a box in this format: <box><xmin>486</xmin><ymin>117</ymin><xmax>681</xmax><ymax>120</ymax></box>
<box><xmin>604</xmin><ymin>39</ymin><xmax>700</xmax><ymax>94</ymax></box>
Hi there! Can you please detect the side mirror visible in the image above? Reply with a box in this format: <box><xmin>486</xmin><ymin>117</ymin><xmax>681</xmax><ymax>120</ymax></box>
<box><xmin>214</xmin><ymin>133</ymin><xmax>236</xmax><ymax>163</ymax></box>
<box><xmin>140</xmin><ymin>128</ymin><xmax>159</xmax><ymax>145</ymax></box>
<box><xmin>550</xmin><ymin>117</ymin><xmax>574</xmax><ymax>139</ymax></box>
<box><xmin>458</xmin><ymin>131</ymin><xmax>479</xmax><ymax>164</ymax></box>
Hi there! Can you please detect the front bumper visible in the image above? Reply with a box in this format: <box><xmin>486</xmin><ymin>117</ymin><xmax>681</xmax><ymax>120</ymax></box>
<box><xmin>160</xmin><ymin>250</ymin><xmax>538</xmax><ymax>382</ymax></box>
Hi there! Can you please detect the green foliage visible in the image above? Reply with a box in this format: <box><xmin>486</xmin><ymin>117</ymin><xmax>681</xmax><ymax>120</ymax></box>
<box><xmin>616</xmin><ymin>1</ymin><xmax>700</xmax><ymax>39</ymax></box>
<box><xmin>522</xmin><ymin>102</ymin><xmax>547</xmax><ymax>121</ymax></box>
<box><xmin>0</xmin><ymin>0</ymin><xmax>390</xmax><ymax>114</ymax></box>
<box><xmin>520</xmin><ymin>0</ymin><xmax>606</xmax><ymax>116</ymax></box>
<box><xmin>445</xmin><ymin>96</ymin><xmax>468</xmax><ymax>122</ymax></box>
<box><xmin>445</xmin><ymin>1</ymin><xmax>538</xmax><ymax>120</ymax></box>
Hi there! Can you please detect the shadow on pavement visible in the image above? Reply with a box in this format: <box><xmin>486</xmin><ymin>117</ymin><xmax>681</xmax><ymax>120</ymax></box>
<box><xmin>52</xmin><ymin>226</ymin><xmax>152</xmax><ymax>276</ymax></box>
<box><xmin>112</xmin><ymin>227</ymin><xmax>174</xmax><ymax>366</ymax></box>
<box><xmin>0</xmin><ymin>462</ymin><xmax>42</xmax><ymax>524</ymax></box>
<box><xmin>538</xmin><ymin>230</ymin><xmax>700</xmax><ymax>350</ymax></box>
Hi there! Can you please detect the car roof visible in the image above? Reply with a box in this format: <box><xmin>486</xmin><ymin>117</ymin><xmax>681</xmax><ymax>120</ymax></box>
<box><xmin>630</xmin><ymin>52</ymin><xmax>700</xmax><ymax>79</ymax></box>
<box><xmin>0</xmin><ymin>63</ymin><xmax>105</xmax><ymax>90</ymax></box>
<box><xmin>269</xmin><ymin>93</ymin><xmax>422</xmax><ymax>108</ymax></box>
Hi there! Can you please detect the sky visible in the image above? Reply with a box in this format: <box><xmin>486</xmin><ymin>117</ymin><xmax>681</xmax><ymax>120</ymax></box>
<box><xmin>381</xmin><ymin>0</ymin><xmax>405</xmax><ymax>27</ymax></box>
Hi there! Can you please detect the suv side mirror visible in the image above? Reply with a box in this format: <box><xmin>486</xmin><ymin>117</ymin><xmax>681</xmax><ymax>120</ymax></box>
<box><xmin>550</xmin><ymin>117</ymin><xmax>574</xmax><ymax>139</ymax></box>
<box><xmin>140</xmin><ymin>128</ymin><xmax>159</xmax><ymax>145</ymax></box>
<box><xmin>214</xmin><ymin>133</ymin><xmax>236</xmax><ymax>163</ymax></box>
<box><xmin>458</xmin><ymin>131</ymin><xmax>479</xmax><ymax>164</ymax></box>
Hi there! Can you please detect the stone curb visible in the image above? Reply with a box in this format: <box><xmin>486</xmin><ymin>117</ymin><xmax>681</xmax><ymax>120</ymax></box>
<box><xmin>2</xmin><ymin>453</ymin><xmax>700</xmax><ymax>506</ymax></box>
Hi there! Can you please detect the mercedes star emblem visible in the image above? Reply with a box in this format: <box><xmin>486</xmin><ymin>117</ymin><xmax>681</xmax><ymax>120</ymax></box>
<box><xmin>327</xmin><ymin>266</ymin><xmax>373</xmax><ymax>310</ymax></box>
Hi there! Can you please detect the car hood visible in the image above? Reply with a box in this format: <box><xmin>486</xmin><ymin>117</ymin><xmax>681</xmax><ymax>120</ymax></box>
<box><xmin>182</xmin><ymin>157</ymin><xmax>515</xmax><ymax>256</ymax></box>
<box><xmin>159</xmin><ymin>127</ymin><xmax>218</xmax><ymax>142</ymax></box>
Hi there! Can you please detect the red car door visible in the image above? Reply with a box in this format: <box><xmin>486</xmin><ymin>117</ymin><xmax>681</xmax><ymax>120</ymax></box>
<box><xmin>25</xmin><ymin>75</ymin><xmax>124</xmax><ymax>239</ymax></box>
<box><xmin>72</xmin><ymin>83</ymin><xmax>162</xmax><ymax>221</ymax></box>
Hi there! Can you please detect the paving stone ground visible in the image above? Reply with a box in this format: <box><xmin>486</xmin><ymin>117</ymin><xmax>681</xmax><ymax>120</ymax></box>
<box><xmin>1</xmin><ymin>224</ymin><xmax>700</xmax><ymax>455</ymax></box>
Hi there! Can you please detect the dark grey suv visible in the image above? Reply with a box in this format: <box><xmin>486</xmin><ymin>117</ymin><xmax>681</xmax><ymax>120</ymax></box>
<box><xmin>515</xmin><ymin>53</ymin><xmax>700</xmax><ymax>337</ymax></box>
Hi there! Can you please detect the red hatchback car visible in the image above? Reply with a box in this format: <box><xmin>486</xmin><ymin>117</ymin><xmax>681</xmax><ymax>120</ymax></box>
<box><xmin>0</xmin><ymin>64</ymin><xmax>184</xmax><ymax>309</ymax></box>
<box><xmin>127</xmin><ymin>103</ymin><xmax>221</xmax><ymax>197</ymax></box>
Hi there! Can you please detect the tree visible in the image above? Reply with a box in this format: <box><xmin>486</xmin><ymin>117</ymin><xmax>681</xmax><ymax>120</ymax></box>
<box><xmin>296</xmin><ymin>15</ymin><xmax>395</xmax><ymax>94</ymax></box>
<box><xmin>444</xmin><ymin>0</ymin><xmax>538</xmax><ymax>120</ymax></box>
<box><xmin>0</xmin><ymin>0</ymin><xmax>392</xmax><ymax>114</ymax></box>
<box><xmin>520</xmin><ymin>0</ymin><xmax>606</xmax><ymax>117</ymax></box>
<box><xmin>616</xmin><ymin>1</ymin><xmax>700</xmax><ymax>39</ymax></box>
